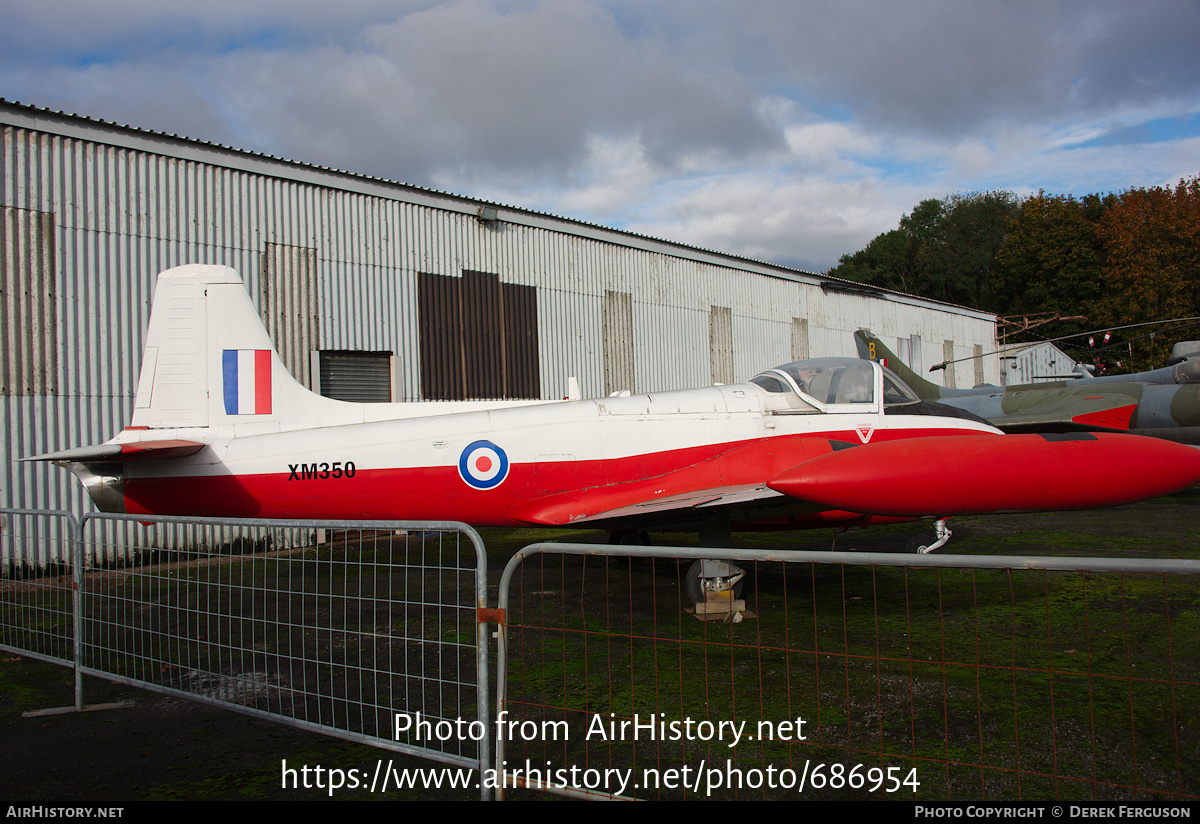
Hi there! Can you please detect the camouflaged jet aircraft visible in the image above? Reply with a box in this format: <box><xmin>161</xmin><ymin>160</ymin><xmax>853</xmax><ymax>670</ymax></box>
<box><xmin>855</xmin><ymin>330</ymin><xmax>1200</xmax><ymax>444</ymax></box>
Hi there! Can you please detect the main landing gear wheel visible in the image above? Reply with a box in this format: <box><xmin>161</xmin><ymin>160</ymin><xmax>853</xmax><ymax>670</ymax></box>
<box><xmin>684</xmin><ymin>559</ymin><xmax>747</xmax><ymax>605</ymax></box>
<box><xmin>608</xmin><ymin>530</ymin><xmax>651</xmax><ymax>546</ymax></box>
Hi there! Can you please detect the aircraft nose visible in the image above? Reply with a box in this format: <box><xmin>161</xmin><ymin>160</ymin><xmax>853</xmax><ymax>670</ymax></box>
<box><xmin>767</xmin><ymin>433</ymin><xmax>1200</xmax><ymax>517</ymax></box>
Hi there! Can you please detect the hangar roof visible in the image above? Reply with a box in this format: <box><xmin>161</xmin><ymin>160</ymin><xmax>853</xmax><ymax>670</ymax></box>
<box><xmin>0</xmin><ymin>98</ymin><xmax>993</xmax><ymax>322</ymax></box>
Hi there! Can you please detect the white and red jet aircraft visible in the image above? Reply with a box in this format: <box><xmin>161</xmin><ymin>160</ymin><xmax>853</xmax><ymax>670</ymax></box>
<box><xmin>24</xmin><ymin>265</ymin><xmax>1200</xmax><ymax>544</ymax></box>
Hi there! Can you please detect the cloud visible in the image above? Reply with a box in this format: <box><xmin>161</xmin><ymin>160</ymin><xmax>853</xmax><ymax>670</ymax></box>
<box><xmin>624</xmin><ymin>172</ymin><xmax>919</xmax><ymax>273</ymax></box>
<box><xmin>0</xmin><ymin>1</ymin><xmax>421</xmax><ymax>62</ymax></box>
<box><xmin>356</xmin><ymin>1</ymin><xmax>783</xmax><ymax>178</ymax></box>
<box><xmin>649</xmin><ymin>0</ymin><xmax>1200</xmax><ymax>136</ymax></box>
<box><xmin>1</xmin><ymin>0</ymin><xmax>1198</xmax><ymax>273</ymax></box>
<box><xmin>19</xmin><ymin>0</ymin><xmax>784</xmax><ymax>189</ymax></box>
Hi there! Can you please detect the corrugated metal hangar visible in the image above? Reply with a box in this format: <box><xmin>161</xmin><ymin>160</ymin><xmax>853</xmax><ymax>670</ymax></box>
<box><xmin>1</xmin><ymin>99</ymin><xmax>1000</xmax><ymax>516</ymax></box>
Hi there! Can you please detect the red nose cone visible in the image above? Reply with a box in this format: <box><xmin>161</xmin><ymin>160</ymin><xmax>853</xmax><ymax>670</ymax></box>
<box><xmin>767</xmin><ymin>433</ymin><xmax>1200</xmax><ymax>517</ymax></box>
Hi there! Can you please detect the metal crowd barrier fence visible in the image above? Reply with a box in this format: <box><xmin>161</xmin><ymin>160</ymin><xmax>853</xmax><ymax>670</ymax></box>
<box><xmin>0</xmin><ymin>507</ymin><xmax>82</xmax><ymax>707</ymax></box>
<box><xmin>8</xmin><ymin>504</ymin><xmax>1200</xmax><ymax>803</ymax></box>
<box><xmin>71</xmin><ymin>513</ymin><xmax>491</xmax><ymax>798</ymax></box>
<box><xmin>495</xmin><ymin>543</ymin><xmax>1200</xmax><ymax>801</ymax></box>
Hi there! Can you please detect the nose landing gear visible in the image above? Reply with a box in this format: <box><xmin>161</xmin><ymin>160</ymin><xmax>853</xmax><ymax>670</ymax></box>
<box><xmin>684</xmin><ymin>559</ymin><xmax>748</xmax><ymax>621</ymax></box>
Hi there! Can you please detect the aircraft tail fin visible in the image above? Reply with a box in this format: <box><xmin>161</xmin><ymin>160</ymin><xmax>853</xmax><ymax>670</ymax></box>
<box><xmin>129</xmin><ymin>264</ymin><xmax>356</xmax><ymax>431</ymax></box>
<box><xmin>853</xmin><ymin>329</ymin><xmax>945</xmax><ymax>400</ymax></box>
<box><xmin>23</xmin><ymin>264</ymin><xmax>343</xmax><ymax>514</ymax></box>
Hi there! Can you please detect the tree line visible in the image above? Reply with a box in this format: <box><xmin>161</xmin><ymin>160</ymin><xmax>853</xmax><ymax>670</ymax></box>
<box><xmin>825</xmin><ymin>177</ymin><xmax>1200</xmax><ymax>371</ymax></box>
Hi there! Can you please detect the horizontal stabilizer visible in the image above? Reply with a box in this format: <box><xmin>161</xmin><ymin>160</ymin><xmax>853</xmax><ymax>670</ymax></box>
<box><xmin>21</xmin><ymin>440</ymin><xmax>205</xmax><ymax>463</ymax></box>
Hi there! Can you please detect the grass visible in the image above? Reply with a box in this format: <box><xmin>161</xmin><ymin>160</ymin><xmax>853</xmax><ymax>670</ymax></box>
<box><xmin>3</xmin><ymin>494</ymin><xmax>1198</xmax><ymax>801</ymax></box>
<box><xmin>490</xmin><ymin>500</ymin><xmax>1200</xmax><ymax>800</ymax></box>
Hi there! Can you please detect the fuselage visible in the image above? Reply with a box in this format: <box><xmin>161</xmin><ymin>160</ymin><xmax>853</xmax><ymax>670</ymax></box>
<box><xmin>113</xmin><ymin>369</ymin><xmax>998</xmax><ymax>525</ymax></box>
<box><xmin>41</xmin><ymin>267</ymin><xmax>1200</xmax><ymax>535</ymax></box>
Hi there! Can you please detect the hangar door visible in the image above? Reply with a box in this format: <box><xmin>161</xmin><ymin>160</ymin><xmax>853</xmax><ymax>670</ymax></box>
<box><xmin>418</xmin><ymin>270</ymin><xmax>540</xmax><ymax>400</ymax></box>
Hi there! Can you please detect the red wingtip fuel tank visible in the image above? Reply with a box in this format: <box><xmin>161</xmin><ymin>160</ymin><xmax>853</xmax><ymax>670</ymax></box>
<box><xmin>767</xmin><ymin>432</ymin><xmax>1200</xmax><ymax>517</ymax></box>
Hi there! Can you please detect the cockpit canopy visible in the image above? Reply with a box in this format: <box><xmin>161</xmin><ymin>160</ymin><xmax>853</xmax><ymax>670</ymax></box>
<box><xmin>750</xmin><ymin>357</ymin><xmax>920</xmax><ymax>409</ymax></box>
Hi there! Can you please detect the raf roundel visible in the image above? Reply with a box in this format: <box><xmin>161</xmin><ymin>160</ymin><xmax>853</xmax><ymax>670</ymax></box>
<box><xmin>458</xmin><ymin>440</ymin><xmax>510</xmax><ymax>490</ymax></box>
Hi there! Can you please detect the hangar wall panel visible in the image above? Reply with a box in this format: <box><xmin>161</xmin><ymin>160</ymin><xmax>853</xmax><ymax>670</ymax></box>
<box><xmin>602</xmin><ymin>290</ymin><xmax>634</xmax><ymax>395</ymax></box>
<box><xmin>710</xmin><ymin>306</ymin><xmax>734</xmax><ymax>385</ymax></box>
<box><xmin>2</xmin><ymin>206</ymin><xmax>56</xmax><ymax>396</ymax></box>
<box><xmin>261</xmin><ymin>242</ymin><xmax>318</xmax><ymax>387</ymax></box>
<box><xmin>791</xmin><ymin>318</ymin><xmax>810</xmax><ymax>360</ymax></box>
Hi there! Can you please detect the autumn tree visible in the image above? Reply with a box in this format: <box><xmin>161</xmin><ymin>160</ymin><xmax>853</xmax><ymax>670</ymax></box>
<box><xmin>828</xmin><ymin>191</ymin><xmax>1019</xmax><ymax>309</ymax></box>
<box><xmin>1094</xmin><ymin>177</ymin><xmax>1200</xmax><ymax>369</ymax></box>
<box><xmin>992</xmin><ymin>191</ymin><xmax>1112</xmax><ymax>345</ymax></box>
<box><xmin>935</xmin><ymin>190</ymin><xmax>1022</xmax><ymax>309</ymax></box>
<box><xmin>827</xmin><ymin>198</ymin><xmax>937</xmax><ymax>295</ymax></box>
<box><xmin>830</xmin><ymin>179</ymin><xmax>1200</xmax><ymax>370</ymax></box>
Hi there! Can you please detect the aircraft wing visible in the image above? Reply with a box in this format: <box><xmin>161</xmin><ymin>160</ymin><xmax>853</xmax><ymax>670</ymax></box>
<box><xmin>984</xmin><ymin>392</ymin><xmax>1140</xmax><ymax>433</ymax></box>
<box><xmin>510</xmin><ymin>482</ymin><xmax>798</xmax><ymax>530</ymax></box>
<box><xmin>505</xmin><ymin>436</ymin><xmax>844</xmax><ymax>530</ymax></box>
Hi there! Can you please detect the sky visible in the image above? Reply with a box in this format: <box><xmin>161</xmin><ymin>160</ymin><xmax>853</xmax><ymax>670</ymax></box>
<box><xmin>3</xmin><ymin>0</ymin><xmax>1199</xmax><ymax>273</ymax></box>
